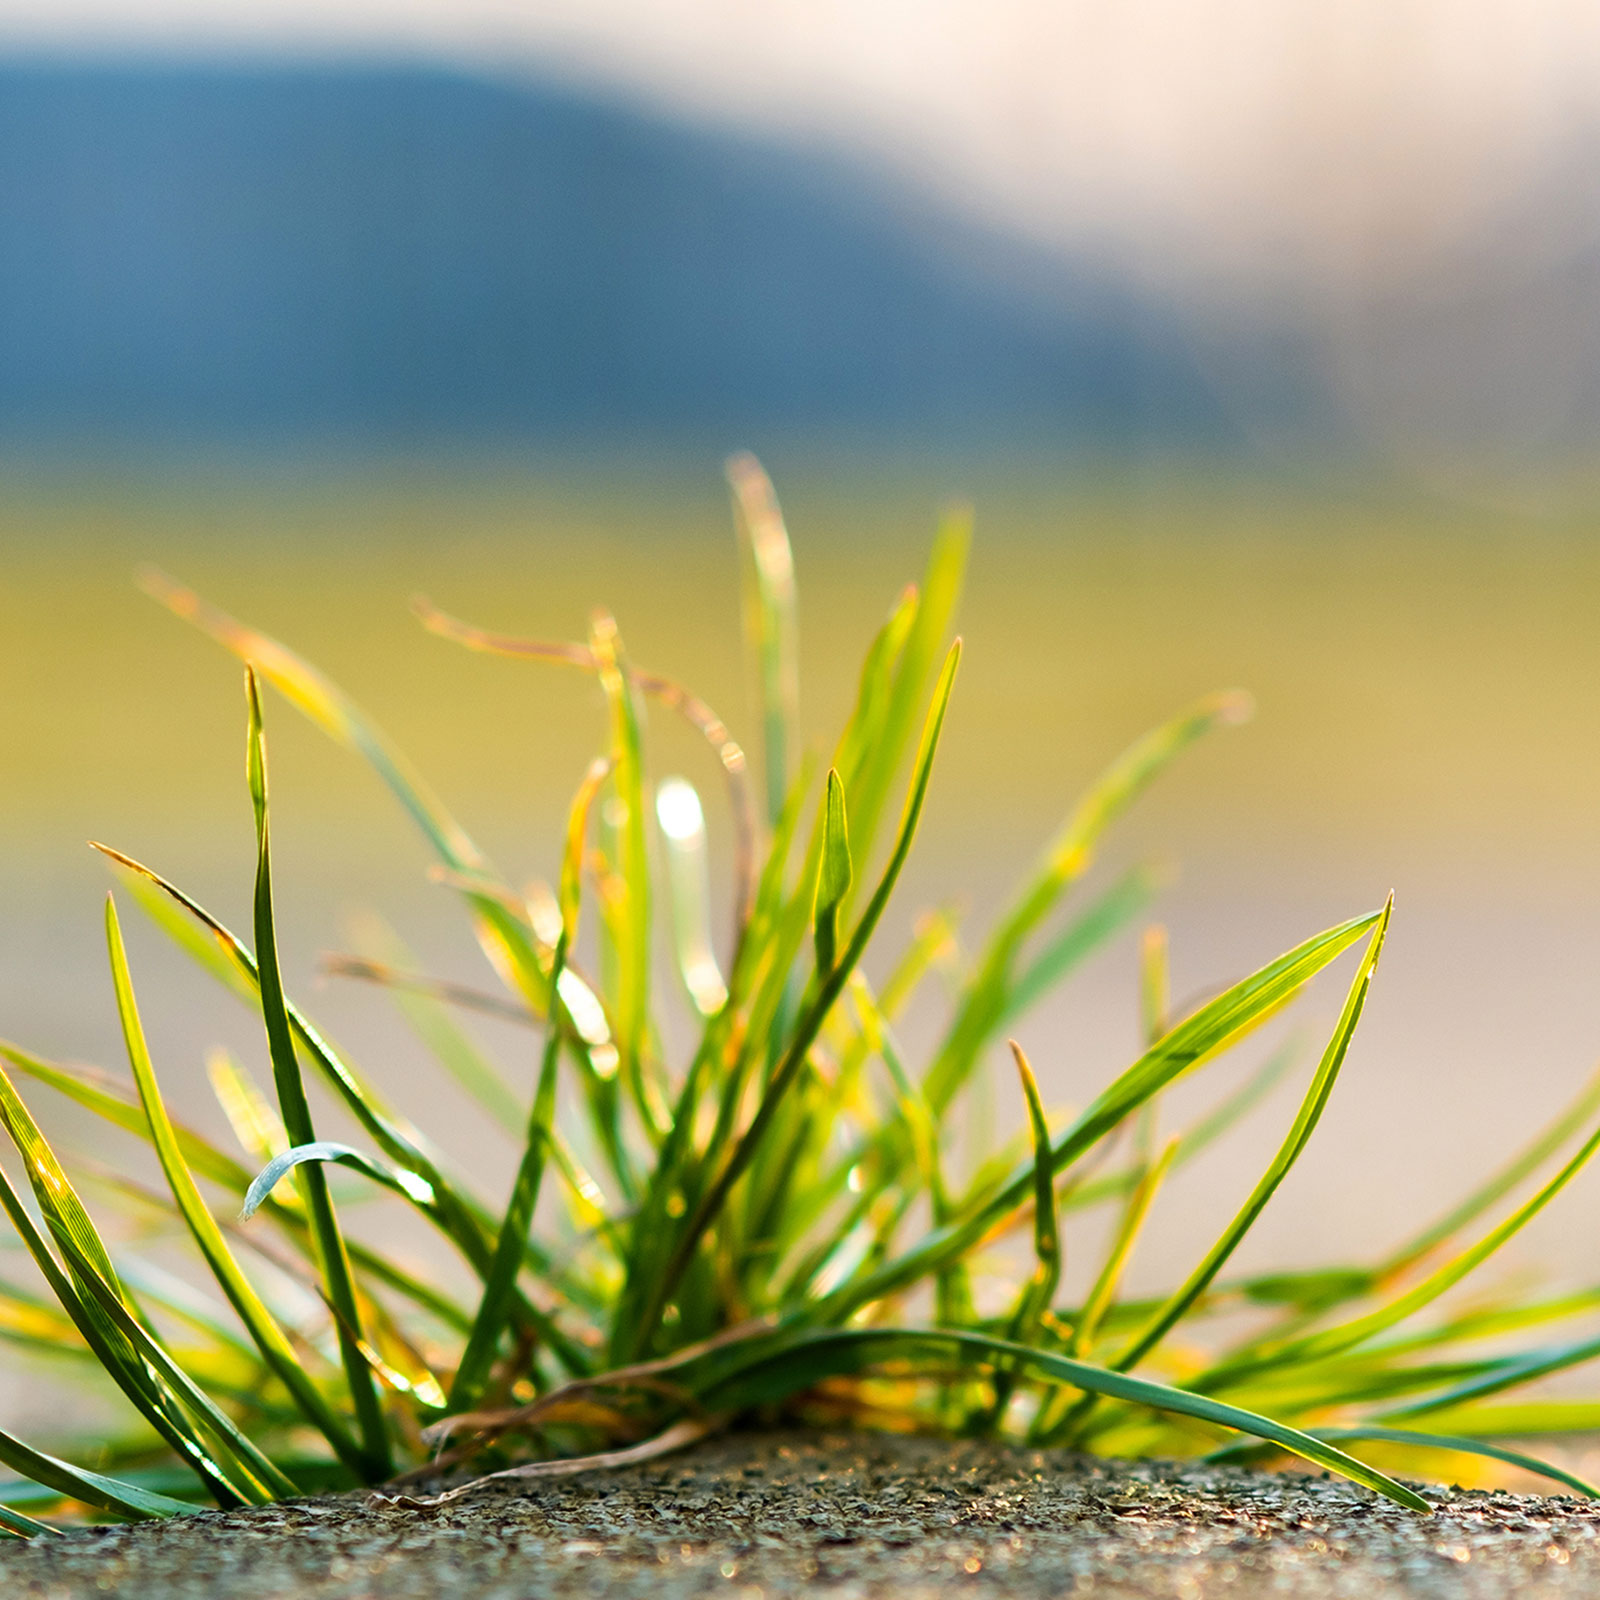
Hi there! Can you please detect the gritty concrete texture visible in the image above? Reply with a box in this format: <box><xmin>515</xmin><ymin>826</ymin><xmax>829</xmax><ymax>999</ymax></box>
<box><xmin>2</xmin><ymin>1430</ymin><xmax>1598</xmax><ymax>1599</ymax></box>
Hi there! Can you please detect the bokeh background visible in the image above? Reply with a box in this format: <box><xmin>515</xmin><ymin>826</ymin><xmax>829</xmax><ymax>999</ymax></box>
<box><xmin>5</xmin><ymin>1</ymin><xmax>1600</xmax><ymax>1387</ymax></box>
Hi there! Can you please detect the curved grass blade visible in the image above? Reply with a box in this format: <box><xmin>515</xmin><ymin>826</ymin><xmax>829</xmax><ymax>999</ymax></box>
<box><xmin>624</xmin><ymin>641</ymin><xmax>961</xmax><ymax>1359</ymax></box>
<box><xmin>925</xmin><ymin>691</ymin><xmax>1252</xmax><ymax>1118</ymax></box>
<box><xmin>450</xmin><ymin>756</ymin><xmax>609</xmax><ymax>1412</ymax></box>
<box><xmin>241</xmin><ymin>1142</ymin><xmax>437</xmax><ymax>1221</ymax></box>
<box><xmin>2</xmin><ymin>1035</ymin><xmax>472</xmax><ymax>1336</ymax></box>
<box><xmin>105</xmin><ymin>894</ymin><xmax>366</xmax><ymax>1476</ymax></box>
<box><xmin>49</xmin><ymin>1230</ymin><xmax>294</xmax><ymax>1502</ymax></box>
<box><xmin>91</xmin><ymin>845</ymin><xmax>558</xmax><ymax>1354</ymax></box>
<box><xmin>1306</xmin><ymin>1426</ymin><xmax>1598</xmax><ymax>1499</ymax></box>
<box><xmin>0</xmin><ymin>1426</ymin><xmax>191</xmax><ymax>1521</ymax></box>
<box><xmin>244</xmin><ymin>668</ymin><xmax>389</xmax><ymax>1478</ymax></box>
<box><xmin>0</xmin><ymin>1073</ymin><xmax>250</xmax><ymax>1504</ymax></box>
<box><xmin>1111</xmin><ymin>899</ymin><xmax>1391</xmax><ymax>1377</ymax></box>
<box><xmin>690</xmin><ymin>1327</ymin><xmax>1429</xmax><ymax>1511</ymax></box>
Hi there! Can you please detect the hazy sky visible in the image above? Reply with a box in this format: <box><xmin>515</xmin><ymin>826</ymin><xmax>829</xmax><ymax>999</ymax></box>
<box><xmin>3</xmin><ymin>1</ymin><xmax>1598</xmax><ymax>297</ymax></box>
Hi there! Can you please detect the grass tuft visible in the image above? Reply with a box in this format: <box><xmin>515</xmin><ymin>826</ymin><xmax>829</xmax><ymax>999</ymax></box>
<box><xmin>3</xmin><ymin>457</ymin><xmax>1600</xmax><ymax>1527</ymax></box>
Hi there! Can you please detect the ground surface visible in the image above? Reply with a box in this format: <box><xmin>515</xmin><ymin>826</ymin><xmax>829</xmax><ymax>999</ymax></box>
<box><xmin>2</xmin><ymin>1431</ymin><xmax>1598</xmax><ymax>1599</ymax></box>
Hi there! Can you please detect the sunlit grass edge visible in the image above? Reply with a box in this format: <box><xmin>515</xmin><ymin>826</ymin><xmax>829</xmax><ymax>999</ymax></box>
<box><xmin>2</xmin><ymin>453</ymin><xmax>1599</xmax><ymax>1532</ymax></box>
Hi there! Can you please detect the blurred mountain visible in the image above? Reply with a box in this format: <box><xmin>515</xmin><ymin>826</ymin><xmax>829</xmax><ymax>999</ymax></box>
<box><xmin>0</xmin><ymin>59</ymin><xmax>1252</xmax><ymax>450</ymax></box>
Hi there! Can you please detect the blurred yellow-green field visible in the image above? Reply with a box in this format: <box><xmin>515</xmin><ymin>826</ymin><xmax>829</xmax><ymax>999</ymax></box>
<box><xmin>5</xmin><ymin>460</ymin><xmax>1600</xmax><ymax>1318</ymax></box>
<box><xmin>8</xmin><ymin>462</ymin><xmax>1600</xmax><ymax>858</ymax></box>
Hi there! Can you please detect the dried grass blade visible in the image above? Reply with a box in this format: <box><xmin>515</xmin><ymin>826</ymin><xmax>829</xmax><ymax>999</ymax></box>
<box><xmin>727</xmin><ymin>451</ymin><xmax>799</xmax><ymax>825</ymax></box>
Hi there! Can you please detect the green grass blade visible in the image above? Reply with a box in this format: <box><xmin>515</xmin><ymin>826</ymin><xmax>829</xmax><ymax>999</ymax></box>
<box><xmin>1382</xmin><ymin>1332</ymin><xmax>1600</xmax><ymax>1423</ymax></box>
<box><xmin>1112</xmin><ymin>899</ymin><xmax>1391</xmax><ymax>1376</ymax></box>
<box><xmin>0</xmin><ymin>1139</ymin><xmax>252</xmax><ymax>1504</ymax></box>
<box><xmin>813</xmin><ymin>769</ymin><xmax>852</xmax><ymax>977</ymax></box>
<box><xmin>691</xmin><ymin>1327</ymin><xmax>1429</xmax><ymax>1511</ymax></box>
<box><xmin>979</xmin><ymin>1043</ymin><xmax>1060</xmax><ymax>1429</ymax></box>
<box><xmin>1</xmin><ymin>1037</ymin><xmax>469</xmax><ymax>1336</ymax></box>
<box><xmin>1310</xmin><ymin>1426</ymin><xmax>1599</xmax><ymax>1499</ymax></box>
<box><xmin>244</xmin><ymin>668</ymin><xmax>390</xmax><ymax>1479</ymax></box>
<box><xmin>727</xmin><ymin>452</ymin><xmax>799</xmax><ymax>825</ymax></box>
<box><xmin>1205</xmin><ymin>1108</ymin><xmax>1600</xmax><ymax>1391</ymax></box>
<box><xmin>1009</xmin><ymin>1042</ymin><xmax>1061</xmax><ymax>1337</ymax></box>
<box><xmin>1381</xmin><ymin>1060</ymin><xmax>1600</xmax><ymax>1280</ymax></box>
<box><xmin>1069</xmin><ymin>1138</ymin><xmax>1180</xmax><ymax>1363</ymax></box>
<box><xmin>92</xmin><ymin>847</ymin><xmax>526</xmax><ymax>1336</ymax></box>
<box><xmin>626</xmin><ymin>641</ymin><xmax>961</xmax><ymax>1358</ymax></box>
<box><xmin>105</xmin><ymin>894</ymin><xmax>365</xmax><ymax>1476</ymax></box>
<box><xmin>998</xmin><ymin>864</ymin><xmax>1167</xmax><ymax>1032</ymax></box>
<box><xmin>0</xmin><ymin>1427</ymin><xmax>192</xmax><ymax>1521</ymax></box>
<box><xmin>0</xmin><ymin>1042</ymin><xmax>255</xmax><ymax>1194</ymax></box>
<box><xmin>838</xmin><ymin>505</ymin><xmax>969</xmax><ymax>879</ymax></box>
<box><xmin>925</xmin><ymin>691</ymin><xmax>1251</xmax><ymax>1118</ymax></box>
<box><xmin>0</xmin><ymin>1070</ymin><xmax>122</xmax><ymax>1294</ymax></box>
<box><xmin>450</xmin><ymin>756</ymin><xmax>608</xmax><ymax>1412</ymax></box>
<box><xmin>0</xmin><ymin>1495</ymin><xmax>59</xmax><ymax>1538</ymax></box>
<box><xmin>0</xmin><ymin>1125</ymin><xmax>279</xmax><ymax>1502</ymax></box>
<box><xmin>49</xmin><ymin>1233</ymin><xmax>293</xmax><ymax>1502</ymax></box>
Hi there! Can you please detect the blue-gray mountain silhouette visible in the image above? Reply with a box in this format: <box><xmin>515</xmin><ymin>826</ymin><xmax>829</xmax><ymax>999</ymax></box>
<box><xmin>0</xmin><ymin>60</ymin><xmax>1235</xmax><ymax>446</ymax></box>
